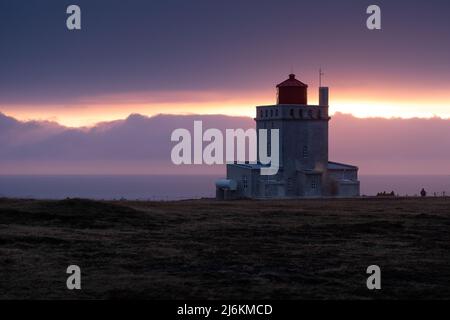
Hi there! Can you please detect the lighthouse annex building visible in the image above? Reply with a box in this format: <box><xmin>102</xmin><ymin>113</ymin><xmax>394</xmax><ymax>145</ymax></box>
<box><xmin>216</xmin><ymin>74</ymin><xmax>360</xmax><ymax>199</ymax></box>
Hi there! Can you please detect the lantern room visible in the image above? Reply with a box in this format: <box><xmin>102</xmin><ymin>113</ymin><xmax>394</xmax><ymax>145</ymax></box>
<box><xmin>276</xmin><ymin>74</ymin><xmax>308</xmax><ymax>105</ymax></box>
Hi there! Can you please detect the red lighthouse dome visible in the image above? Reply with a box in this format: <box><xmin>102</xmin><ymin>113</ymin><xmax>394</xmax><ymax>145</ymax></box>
<box><xmin>276</xmin><ymin>74</ymin><xmax>308</xmax><ymax>104</ymax></box>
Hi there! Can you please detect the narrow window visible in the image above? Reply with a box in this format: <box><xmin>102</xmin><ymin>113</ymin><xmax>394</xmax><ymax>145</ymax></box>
<box><xmin>287</xmin><ymin>178</ymin><xmax>293</xmax><ymax>192</ymax></box>
<box><xmin>242</xmin><ymin>175</ymin><xmax>248</xmax><ymax>189</ymax></box>
<box><xmin>303</xmin><ymin>146</ymin><xmax>308</xmax><ymax>158</ymax></box>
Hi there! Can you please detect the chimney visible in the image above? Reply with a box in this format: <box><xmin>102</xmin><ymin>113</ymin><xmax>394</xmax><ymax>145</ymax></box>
<box><xmin>319</xmin><ymin>87</ymin><xmax>329</xmax><ymax>106</ymax></box>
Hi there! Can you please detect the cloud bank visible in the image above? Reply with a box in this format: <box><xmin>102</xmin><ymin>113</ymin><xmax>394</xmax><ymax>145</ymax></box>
<box><xmin>0</xmin><ymin>112</ymin><xmax>448</xmax><ymax>175</ymax></box>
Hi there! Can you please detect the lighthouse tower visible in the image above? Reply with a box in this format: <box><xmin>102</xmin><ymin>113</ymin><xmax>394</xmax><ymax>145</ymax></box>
<box><xmin>217</xmin><ymin>74</ymin><xmax>360</xmax><ymax>199</ymax></box>
<box><xmin>256</xmin><ymin>74</ymin><xmax>330</xmax><ymax>197</ymax></box>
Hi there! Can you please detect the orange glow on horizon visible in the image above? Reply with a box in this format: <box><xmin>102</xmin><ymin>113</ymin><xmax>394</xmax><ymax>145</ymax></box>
<box><xmin>1</xmin><ymin>87</ymin><xmax>449</xmax><ymax>127</ymax></box>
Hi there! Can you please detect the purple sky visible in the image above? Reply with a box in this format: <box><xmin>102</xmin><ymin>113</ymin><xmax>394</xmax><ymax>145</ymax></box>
<box><xmin>0</xmin><ymin>1</ymin><xmax>449</xmax><ymax>176</ymax></box>
<box><xmin>1</xmin><ymin>0</ymin><xmax>449</xmax><ymax>125</ymax></box>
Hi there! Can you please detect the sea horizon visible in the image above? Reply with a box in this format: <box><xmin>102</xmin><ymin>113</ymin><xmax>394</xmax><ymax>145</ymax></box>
<box><xmin>1</xmin><ymin>174</ymin><xmax>449</xmax><ymax>201</ymax></box>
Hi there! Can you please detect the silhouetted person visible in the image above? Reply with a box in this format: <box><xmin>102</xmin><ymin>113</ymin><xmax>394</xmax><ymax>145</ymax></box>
<box><xmin>420</xmin><ymin>188</ymin><xmax>427</xmax><ymax>197</ymax></box>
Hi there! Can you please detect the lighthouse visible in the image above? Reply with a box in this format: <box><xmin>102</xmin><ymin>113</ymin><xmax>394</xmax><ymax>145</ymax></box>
<box><xmin>216</xmin><ymin>74</ymin><xmax>360</xmax><ymax>199</ymax></box>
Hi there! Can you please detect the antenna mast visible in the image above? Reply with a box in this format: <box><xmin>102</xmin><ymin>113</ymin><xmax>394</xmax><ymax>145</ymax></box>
<box><xmin>319</xmin><ymin>68</ymin><xmax>325</xmax><ymax>87</ymax></box>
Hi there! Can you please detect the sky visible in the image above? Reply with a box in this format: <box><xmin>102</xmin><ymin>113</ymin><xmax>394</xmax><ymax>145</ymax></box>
<box><xmin>1</xmin><ymin>0</ymin><xmax>450</xmax><ymax>126</ymax></box>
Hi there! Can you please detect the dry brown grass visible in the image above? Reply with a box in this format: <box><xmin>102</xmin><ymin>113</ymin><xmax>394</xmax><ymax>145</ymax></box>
<box><xmin>0</xmin><ymin>197</ymin><xmax>449</xmax><ymax>299</ymax></box>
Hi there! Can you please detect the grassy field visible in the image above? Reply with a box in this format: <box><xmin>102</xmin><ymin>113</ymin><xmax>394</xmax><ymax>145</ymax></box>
<box><xmin>0</xmin><ymin>197</ymin><xmax>449</xmax><ymax>300</ymax></box>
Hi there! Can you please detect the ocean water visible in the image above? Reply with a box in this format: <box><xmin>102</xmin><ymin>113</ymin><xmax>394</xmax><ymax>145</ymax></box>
<box><xmin>0</xmin><ymin>175</ymin><xmax>449</xmax><ymax>200</ymax></box>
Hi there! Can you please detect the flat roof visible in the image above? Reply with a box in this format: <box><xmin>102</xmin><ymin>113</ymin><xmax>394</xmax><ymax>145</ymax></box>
<box><xmin>228</xmin><ymin>162</ymin><xmax>269</xmax><ymax>170</ymax></box>
<box><xmin>328</xmin><ymin>161</ymin><xmax>358</xmax><ymax>170</ymax></box>
<box><xmin>256</xmin><ymin>104</ymin><xmax>323</xmax><ymax>108</ymax></box>
<box><xmin>229</xmin><ymin>161</ymin><xmax>358</xmax><ymax>171</ymax></box>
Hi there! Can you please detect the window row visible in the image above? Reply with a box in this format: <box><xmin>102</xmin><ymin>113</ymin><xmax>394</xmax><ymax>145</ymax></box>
<box><xmin>260</xmin><ymin>109</ymin><xmax>279</xmax><ymax>118</ymax></box>
<box><xmin>289</xmin><ymin>108</ymin><xmax>324</xmax><ymax>119</ymax></box>
<box><xmin>259</xmin><ymin>108</ymin><xmax>325</xmax><ymax>119</ymax></box>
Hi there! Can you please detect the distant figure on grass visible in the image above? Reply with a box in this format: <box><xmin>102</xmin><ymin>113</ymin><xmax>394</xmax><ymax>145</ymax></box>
<box><xmin>420</xmin><ymin>188</ymin><xmax>427</xmax><ymax>197</ymax></box>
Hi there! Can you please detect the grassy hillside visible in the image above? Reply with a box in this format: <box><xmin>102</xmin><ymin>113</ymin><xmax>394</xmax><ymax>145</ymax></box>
<box><xmin>0</xmin><ymin>197</ymin><xmax>449</xmax><ymax>299</ymax></box>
